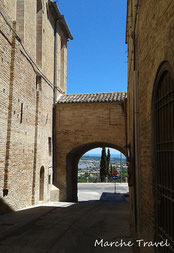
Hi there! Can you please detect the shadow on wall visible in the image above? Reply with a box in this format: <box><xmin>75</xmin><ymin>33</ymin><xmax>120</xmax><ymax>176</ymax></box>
<box><xmin>0</xmin><ymin>198</ymin><xmax>14</xmax><ymax>215</ymax></box>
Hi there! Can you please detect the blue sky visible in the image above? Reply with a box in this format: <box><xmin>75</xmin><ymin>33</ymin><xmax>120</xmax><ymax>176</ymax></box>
<box><xmin>57</xmin><ymin>1</ymin><xmax>127</xmax><ymax>156</ymax></box>
<box><xmin>58</xmin><ymin>0</ymin><xmax>127</xmax><ymax>94</ymax></box>
<box><xmin>84</xmin><ymin>148</ymin><xmax>120</xmax><ymax>155</ymax></box>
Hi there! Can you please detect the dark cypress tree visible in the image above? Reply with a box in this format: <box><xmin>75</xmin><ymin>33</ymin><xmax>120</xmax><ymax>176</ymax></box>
<box><xmin>100</xmin><ymin>147</ymin><xmax>107</xmax><ymax>182</ymax></box>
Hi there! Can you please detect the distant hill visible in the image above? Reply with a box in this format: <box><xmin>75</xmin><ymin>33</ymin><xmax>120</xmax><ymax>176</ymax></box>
<box><xmin>81</xmin><ymin>155</ymin><xmax>126</xmax><ymax>162</ymax></box>
<box><xmin>83</xmin><ymin>153</ymin><xmax>126</xmax><ymax>158</ymax></box>
<box><xmin>81</xmin><ymin>156</ymin><xmax>101</xmax><ymax>161</ymax></box>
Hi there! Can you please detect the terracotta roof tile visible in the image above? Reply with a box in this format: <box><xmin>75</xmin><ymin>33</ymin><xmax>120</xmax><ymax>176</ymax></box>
<box><xmin>57</xmin><ymin>92</ymin><xmax>127</xmax><ymax>104</ymax></box>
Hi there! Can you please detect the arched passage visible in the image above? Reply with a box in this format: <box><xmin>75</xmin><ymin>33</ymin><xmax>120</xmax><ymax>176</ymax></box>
<box><xmin>66</xmin><ymin>142</ymin><xmax>127</xmax><ymax>202</ymax></box>
<box><xmin>55</xmin><ymin>92</ymin><xmax>127</xmax><ymax>201</ymax></box>
<box><xmin>39</xmin><ymin>166</ymin><xmax>44</xmax><ymax>201</ymax></box>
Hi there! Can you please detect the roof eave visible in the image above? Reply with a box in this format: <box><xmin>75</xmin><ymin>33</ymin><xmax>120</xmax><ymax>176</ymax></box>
<box><xmin>59</xmin><ymin>15</ymin><xmax>73</xmax><ymax>40</ymax></box>
<box><xmin>57</xmin><ymin>92</ymin><xmax>127</xmax><ymax>104</ymax></box>
<box><xmin>49</xmin><ymin>0</ymin><xmax>73</xmax><ymax>40</ymax></box>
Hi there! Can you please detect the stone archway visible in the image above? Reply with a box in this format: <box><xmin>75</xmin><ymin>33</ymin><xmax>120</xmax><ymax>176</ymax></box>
<box><xmin>39</xmin><ymin>166</ymin><xmax>44</xmax><ymax>201</ymax></box>
<box><xmin>66</xmin><ymin>142</ymin><xmax>127</xmax><ymax>202</ymax></box>
<box><xmin>54</xmin><ymin>92</ymin><xmax>127</xmax><ymax>201</ymax></box>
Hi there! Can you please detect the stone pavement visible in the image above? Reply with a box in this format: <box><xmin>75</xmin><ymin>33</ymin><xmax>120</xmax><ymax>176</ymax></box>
<box><xmin>0</xmin><ymin>193</ymin><xmax>136</xmax><ymax>253</ymax></box>
<box><xmin>78</xmin><ymin>183</ymin><xmax>129</xmax><ymax>201</ymax></box>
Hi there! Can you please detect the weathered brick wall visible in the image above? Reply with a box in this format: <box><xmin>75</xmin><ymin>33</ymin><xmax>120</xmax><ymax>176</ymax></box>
<box><xmin>34</xmin><ymin>78</ymin><xmax>54</xmax><ymax>204</ymax></box>
<box><xmin>126</xmin><ymin>0</ymin><xmax>174</xmax><ymax>251</ymax></box>
<box><xmin>3</xmin><ymin>0</ymin><xmax>16</xmax><ymax>20</ymax></box>
<box><xmin>0</xmin><ymin>0</ymin><xmax>69</xmax><ymax>211</ymax></box>
<box><xmin>24</xmin><ymin>0</ymin><xmax>36</xmax><ymax>60</ymax></box>
<box><xmin>0</xmin><ymin>5</ymin><xmax>37</xmax><ymax>210</ymax></box>
<box><xmin>60</xmin><ymin>36</ymin><xmax>67</xmax><ymax>93</ymax></box>
<box><xmin>55</xmin><ymin>102</ymin><xmax>126</xmax><ymax>201</ymax></box>
<box><xmin>0</xmin><ymin>7</ymin><xmax>11</xmax><ymax>206</ymax></box>
<box><xmin>126</xmin><ymin>0</ymin><xmax>136</xmax><ymax>232</ymax></box>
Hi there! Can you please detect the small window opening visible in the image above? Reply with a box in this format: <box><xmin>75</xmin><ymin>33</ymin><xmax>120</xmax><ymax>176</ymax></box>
<box><xmin>36</xmin><ymin>76</ymin><xmax>42</xmax><ymax>91</ymax></box>
<box><xmin>48</xmin><ymin>137</ymin><xmax>51</xmax><ymax>155</ymax></box>
<box><xmin>20</xmin><ymin>103</ymin><xmax>23</xmax><ymax>123</ymax></box>
<box><xmin>48</xmin><ymin>175</ymin><xmax>51</xmax><ymax>184</ymax></box>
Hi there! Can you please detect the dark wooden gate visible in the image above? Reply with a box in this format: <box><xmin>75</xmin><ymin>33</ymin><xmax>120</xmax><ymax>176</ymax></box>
<box><xmin>154</xmin><ymin>70</ymin><xmax>174</xmax><ymax>252</ymax></box>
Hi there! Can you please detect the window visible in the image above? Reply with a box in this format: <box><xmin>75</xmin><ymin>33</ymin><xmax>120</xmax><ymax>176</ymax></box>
<box><xmin>48</xmin><ymin>175</ymin><xmax>51</xmax><ymax>184</ymax></box>
<box><xmin>20</xmin><ymin>103</ymin><xmax>23</xmax><ymax>123</ymax></box>
<box><xmin>36</xmin><ymin>75</ymin><xmax>42</xmax><ymax>91</ymax></box>
<box><xmin>48</xmin><ymin>137</ymin><xmax>51</xmax><ymax>156</ymax></box>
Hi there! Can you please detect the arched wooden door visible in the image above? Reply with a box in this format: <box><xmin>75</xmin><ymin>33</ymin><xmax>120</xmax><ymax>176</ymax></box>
<box><xmin>39</xmin><ymin>166</ymin><xmax>44</xmax><ymax>201</ymax></box>
<box><xmin>153</xmin><ymin>67</ymin><xmax>174</xmax><ymax>252</ymax></box>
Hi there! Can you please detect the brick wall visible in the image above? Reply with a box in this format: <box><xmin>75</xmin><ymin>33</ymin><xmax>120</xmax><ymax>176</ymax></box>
<box><xmin>126</xmin><ymin>0</ymin><xmax>174</xmax><ymax>251</ymax></box>
<box><xmin>55</xmin><ymin>102</ymin><xmax>126</xmax><ymax>201</ymax></box>
<box><xmin>0</xmin><ymin>0</ymin><xmax>70</xmax><ymax>211</ymax></box>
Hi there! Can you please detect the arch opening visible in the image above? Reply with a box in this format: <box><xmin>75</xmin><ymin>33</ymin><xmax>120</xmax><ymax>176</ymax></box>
<box><xmin>66</xmin><ymin>142</ymin><xmax>128</xmax><ymax>202</ymax></box>
<box><xmin>78</xmin><ymin>147</ymin><xmax>128</xmax><ymax>202</ymax></box>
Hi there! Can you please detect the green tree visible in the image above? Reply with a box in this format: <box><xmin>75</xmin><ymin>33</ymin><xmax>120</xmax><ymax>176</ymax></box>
<box><xmin>107</xmin><ymin>164</ymin><xmax>113</xmax><ymax>182</ymax></box>
<box><xmin>100</xmin><ymin>147</ymin><xmax>108</xmax><ymax>182</ymax></box>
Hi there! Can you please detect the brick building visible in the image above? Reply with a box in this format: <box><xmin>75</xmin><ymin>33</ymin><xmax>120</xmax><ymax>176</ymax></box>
<box><xmin>55</xmin><ymin>92</ymin><xmax>127</xmax><ymax>201</ymax></box>
<box><xmin>126</xmin><ymin>0</ymin><xmax>174</xmax><ymax>252</ymax></box>
<box><xmin>0</xmin><ymin>0</ymin><xmax>72</xmax><ymax>211</ymax></box>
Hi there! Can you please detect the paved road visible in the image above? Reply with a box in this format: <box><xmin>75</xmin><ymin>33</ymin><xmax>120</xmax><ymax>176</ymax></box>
<box><xmin>78</xmin><ymin>183</ymin><xmax>129</xmax><ymax>201</ymax></box>
<box><xmin>0</xmin><ymin>193</ymin><xmax>134</xmax><ymax>253</ymax></box>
